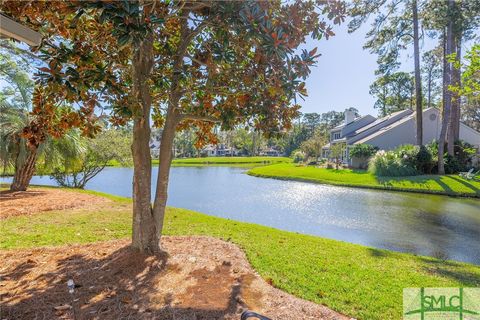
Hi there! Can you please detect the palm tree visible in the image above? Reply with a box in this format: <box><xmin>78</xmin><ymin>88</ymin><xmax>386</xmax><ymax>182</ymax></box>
<box><xmin>0</xmin><ymin>48</ymin><xmax>38</xmax><ymax>190</ymax></box>
<box><xmin>0</xmin><ymin>97</ymin><xmax>31</xmax><ymax>176</ymax></box>
<box><xmin>0</xmin><ymin>43</ymin><xmax>85</xmax><ymax>191</ymax></box>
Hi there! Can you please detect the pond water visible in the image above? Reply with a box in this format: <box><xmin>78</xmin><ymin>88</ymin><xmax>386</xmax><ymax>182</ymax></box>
<box><xmin>3</xmin><ymin>166</ymin><xmax>480</xmax><ymax>264</ymax></box>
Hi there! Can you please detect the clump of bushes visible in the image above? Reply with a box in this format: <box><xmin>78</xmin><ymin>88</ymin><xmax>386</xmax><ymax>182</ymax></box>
<box><xmin>425</xmin><ymin>140</ymin><xmax>477</xmax><ymax>174</ymax></box>
<box><xmin>368</xmin><ymin>149</ymin><xmax>418</xmax><ymax>177</ymax></box>
<box><xmin>350</xmin><ymin>144</ymin><xmax>378</xmax><ymax>159</ymax></box>
<box><xmin>292</xmin><ymin>150</ymin><xmax>305</xmax><ymax>163</ymax></box>
<box><xmin>350</xmin><ymin>144</ymin><xmax>379</xmax><ymax>169</ymax></box>
<box><xmin>368</xmin><ymin>141</ymin><xmax>477</xmax><ymax>177</ymax></box>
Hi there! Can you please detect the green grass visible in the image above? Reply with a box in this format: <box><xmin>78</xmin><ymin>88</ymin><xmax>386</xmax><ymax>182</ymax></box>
<box><xmin>105</xmin><ymin>156</ymin><xmax>291</xmax><ymax>168</ymax></box>
<box><xmin>2</xmin><ymin>189</ymin><xmax>479</xmax><ymax>319</ymax></box>
<box><xmin>248</xmin><ymin>163</ymin><xmax>480</xmax><ymax>198</ymax></box>
<box><xmin>169</xmin><ymin>156</ymin><xmax>291</xmax><ymax>165</ymax></box>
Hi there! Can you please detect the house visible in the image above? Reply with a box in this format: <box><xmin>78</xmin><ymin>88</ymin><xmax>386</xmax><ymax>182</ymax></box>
<box><xmin>260</xmin><ymin>147</ymin><xmax>283</xmax><ymax>157</ymax></box>
<box><xmin>200</xmin><ymin>144</ymin><xmax>238</xmax><ymax>157</ymax></box>
<box><xmin>322</xmin><ymin>108</ymin><xmax>480</xmax><ymax>167</ymax></box>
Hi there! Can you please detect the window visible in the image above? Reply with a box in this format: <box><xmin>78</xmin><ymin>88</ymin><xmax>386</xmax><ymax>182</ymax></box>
<box><xmin>333</xmin><ymin>132</ymin><xmax>341</xmax><ymax>140</ymax></box>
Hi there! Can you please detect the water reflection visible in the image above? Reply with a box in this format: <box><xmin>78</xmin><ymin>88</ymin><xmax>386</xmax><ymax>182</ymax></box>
<box><xmin>2</xmin><ymin>166</ymin><xmax>479</xmax><ymax>264</ymax></box>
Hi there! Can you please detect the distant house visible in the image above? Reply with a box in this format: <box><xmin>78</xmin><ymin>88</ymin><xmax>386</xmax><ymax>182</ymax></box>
<box><xmin>260</xmin><ymin>147</ymin><xmax>283</xmax><ymax>157</ymax></box>
<box><xmin>322</xmin><ymin>108</ymin><xmax>480</xmax><ymax>167</ymax></box>
<box><xmin>201</xmin><ymin>144</ymin><xmax>238</xmax><ymax>157</ymax></box>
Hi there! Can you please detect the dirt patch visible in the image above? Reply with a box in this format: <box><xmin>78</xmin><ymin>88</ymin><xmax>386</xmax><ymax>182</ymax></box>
<box><xmin>0</xmin><ymin>236</ymin><xmax>351</xmax><ymax>320</ymax></box>
<box><xmin>0</xmin><ymin>188</ymin><xmax>110</xmax><ymax>219</ymax></box>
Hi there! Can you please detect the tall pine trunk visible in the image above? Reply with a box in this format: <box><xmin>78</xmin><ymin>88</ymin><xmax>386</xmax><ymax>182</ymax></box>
<box><xmin>130</xmin><ymin>32</ymin><xmax>159</xmax><ymax>254</ymax></box>
<box><xmin>10</xmin><ymin>145</ymin><xmax>37</xmax><ymax>191</ymax></box>
<box><xmin>412</xmin><ymin>0</ymin><xmax>423</xmax><ymax>145</ymax></box>
<box><xmin>427</xmin><ymin>74</ymin><xmax>432</xmax><ymax>109</ymax></box>
<box><xmin>447</xmin><ymin>32</ymin><xmax>458</xmax><ymax>155</ymax></box>
<box><xmin>438</xmin><ymin>8</ymin><xmax>454</xmax><ymax>174</ymax></box>
<box><xmin>451</xmin><ymin>38</ymin><xmax>461</xmax><ymax>141</ymax></box>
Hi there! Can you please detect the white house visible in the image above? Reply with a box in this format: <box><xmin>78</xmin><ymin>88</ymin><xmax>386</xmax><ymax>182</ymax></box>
<box><xmin>260</xmin><ymin>147</ymin><xmax>283</xmax><ymax>157</ymax></box>
<box><xmin>200</xmin><ymin>144</ymin><xmax>238</xmax><ymax>157</ymax></box>
<box><xmin>322</xmin><ymin>108</ymin><xmax>480</xmax><ymax>166</ymax></box>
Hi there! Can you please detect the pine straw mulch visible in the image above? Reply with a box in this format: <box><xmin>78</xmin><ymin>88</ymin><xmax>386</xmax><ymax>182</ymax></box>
<box><xmin>0</xmin><ymin>188</ymin><xmax>111</xmax><ymax>219</ymax></box>
<box><xmin>0</xmin><ymin>236</ymin><xmax>352</xmax><ymax>320</ymax></box>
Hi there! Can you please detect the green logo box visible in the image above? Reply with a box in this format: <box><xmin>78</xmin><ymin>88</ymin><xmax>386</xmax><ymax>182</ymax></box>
<box><xmin>404</xmin><ymin>288</ymin><xmax>480</xmax><ymax>320</ymax></box>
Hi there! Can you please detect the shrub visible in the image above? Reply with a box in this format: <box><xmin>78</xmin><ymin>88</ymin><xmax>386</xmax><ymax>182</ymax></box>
<box><xmin>292</xmin><ymin>150</ymin><xmax>305</xmax><ymax>163</ymax></box>
<box><xmin>425</xmin><ymin>140</ymin><xmax>439</xmax><ymax>174</ymax></box>
<box><xmin>444</xmin><ymin>154</ymin><xmax>462</xmax><ymax>174</ymax></box>
<box><xmin>368</xmin><ymin>149</ymin><xmax>418</xmax><ymax>177</ymax></box>
<box><xmin>50</xmin><ymin>129</ymin><xmax>132</xmax><ymax>188</ymax></box>
<box><xmin>394</xmin><ymin>145</ymin><xmax>418</xmax><ymax>170</ymax></box>
<box><xmin>416</xmin><ymin>145</ymin><xmax>434</xmax><ymax>173</ymax></box>
<box><xmin>366</xmin><ymin>141</ymin><xmax>474</xmax><ymax>176</ymax></box>
<box><xmin>394</xmin><ymin>144</ymin><xmax>434</xmax><ymax>174</ymax></box>
<box><xmin>425</xmin><ymin>140</ymin><xmax>476</xmax><ymax>174</ymax></box>
<box><xmin>453</xmin><ymin>140</ymin><xmax>476</xmax><ymax>172</ymax></box>
<box><xmin>350</xmin><ymin>144</ymin><xmax>378</xmax><ymax>158</ymax></box>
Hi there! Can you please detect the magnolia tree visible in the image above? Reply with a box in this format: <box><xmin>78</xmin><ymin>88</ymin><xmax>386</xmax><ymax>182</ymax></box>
<box><xmin>2</xmin><ymin>0</ymin><xmax>346</xmax><ymax>254</ymax></box>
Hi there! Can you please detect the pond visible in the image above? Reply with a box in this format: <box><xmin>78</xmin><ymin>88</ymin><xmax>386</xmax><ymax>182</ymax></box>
<box><xmin>3</xmin><ymin>166</ymin><xmax>480</xmax><ymax>264</ymax></box>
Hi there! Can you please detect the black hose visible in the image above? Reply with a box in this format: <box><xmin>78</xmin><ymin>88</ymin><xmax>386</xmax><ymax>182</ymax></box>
<box><xmin>240</xmin><ymin>310</ymin><xmax>272</xmax><ymax>320</ymax></box>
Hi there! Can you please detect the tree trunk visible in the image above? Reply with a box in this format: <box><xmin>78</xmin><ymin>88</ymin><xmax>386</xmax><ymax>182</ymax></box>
<box><xmin>151</xmin><ymin>14</ymin><xmax>191</xmax><ymax>246</ymax></box>
<box><xmin>447</xmin><ymin>32</ymin><xmax>458</xmax><ymax>155</ymax></box>
<box><xmin>451</xmin><ymin>37</ymin><xmax>462</xmax><ymax>141</ymax></box>
<box><xmin>412</xmin><ymin>0</ymin><xmax>423</xmax><ymax>146</ymax></box>
<box><xmin>130</xmin><ymin>33</ymin><xmax>158</xmax><ymax>254</ymax></box>
<box><xmin>151</xmin><ymin>108</ymin><xmax>177</xmax><ymax>243</ymax></box>
<box><xmin>10</xmin><ymin>145</ymin><xmax>37</xmax><ymax>191</ymax></box>
<box><xmin>427</xmin><ymin>75</ymin><xmax>432</xmax><ymax>109</ymax></box>
<box><xmin>439</xmin><ymin>12</ymin><xmax>454</xmax><ymax>174</ymax></box>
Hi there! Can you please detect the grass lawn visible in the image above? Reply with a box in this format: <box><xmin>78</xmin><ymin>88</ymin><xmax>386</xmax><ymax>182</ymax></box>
<box><xmin>103</xmin><ymin>156</ymin><xmax>291</xmax><ymax>168</ymax></box>
<box><xmin>248</xmin><ymin>163</ymin><xmax>480</xmax><ymax>198</ymax></box>
<box><xmin>168</xmin><ymin>156</ymin><xmax>291</xmax><ymax>166</ymax></box>
<box><xmin>2</xmin><ymin>189</ymin><xmax>479</xmax><ymax>320</ymax></box>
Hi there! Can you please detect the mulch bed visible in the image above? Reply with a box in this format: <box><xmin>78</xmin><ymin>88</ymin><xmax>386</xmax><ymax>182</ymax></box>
<box><xmin>0</xmin><ymin>188</ymin><xmax>110</xmax><ymax>219</ymax></box>
<box><xmin>0</xmin><ymin>236</ymin><xmax>351</xmax><ymax>320</ymax></box>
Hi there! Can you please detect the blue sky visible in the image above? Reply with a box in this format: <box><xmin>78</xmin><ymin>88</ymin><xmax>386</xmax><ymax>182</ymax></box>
<box><xmin>300</xmin><ymin>22</ymin><xmax>378</xmax><ymax>116</ymax></box>
<box><xmin>300</xmin><ymin>17</ymin><xmax>477</xmax><ymax>118</ymax></box>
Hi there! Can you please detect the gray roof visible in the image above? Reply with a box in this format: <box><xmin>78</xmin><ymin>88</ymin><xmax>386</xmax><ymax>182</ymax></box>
<box><xmin>351</xmin><ymin>109</ymin><xmax>412</xmax><ymax>136</ymax></box>
<box><xmin>332</xmin><ymin>115</ymin><xmax>370</xmax><ymax>130</ymax></box>
<box><xmin>353</xmin><ymin>113</ymin><xmax>413</xmax><ymax>144</ymax></box>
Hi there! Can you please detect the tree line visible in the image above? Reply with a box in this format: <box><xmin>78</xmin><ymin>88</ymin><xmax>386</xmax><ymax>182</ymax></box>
<box><xmin>167</xmin><ymin>107</ymin><xmax>359</xmax><ymax>158</ymax></box>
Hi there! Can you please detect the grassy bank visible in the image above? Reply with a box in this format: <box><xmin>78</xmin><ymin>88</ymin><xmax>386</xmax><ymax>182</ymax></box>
<box><xmin>168</xmin><ymin>156</ymin><xmax>291</xmax><ymax>166</ymax></box>
<box><xmin>248</xmin><ymin>163</ymin><xmax>480</xmax><ymax>198</ymax></box>
<box><xmin>104</xmin><ymin>156</ymin><xmax>291</xmax><ymax>168</ymax></box>
<box><xmin>2</xmin><ymin>189</ymin><xmax>479</xmax><ymax>319</ymax></box>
